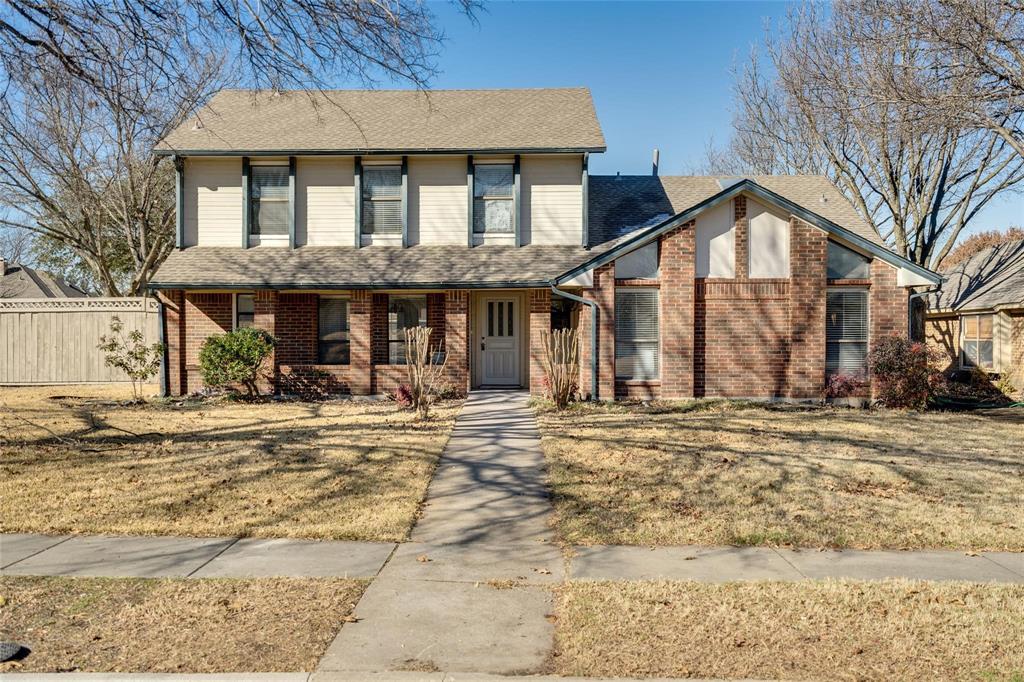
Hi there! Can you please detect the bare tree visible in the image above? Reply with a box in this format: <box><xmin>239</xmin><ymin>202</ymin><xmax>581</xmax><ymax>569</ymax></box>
<box><xmin>0</xmin><ymin>0</ymin><xmax>476</xmax><ymax>295</ymax></box>
<box><xmin>0</xmin><ymin>227</ymin><xmax>33</xmax><ymax>264</ymax></box>
<box><xmin>868</xmin><ymin>0</ymin><xmax>1024</xmax><ymax>161</ymax></box>
<box><xmin>726</xmin><ymin>2</ymin><xmax>1024</xmax><ymax>269</ymax></box>
<box><xmin>540</xmin><ymin>328</ymin><xmax>579</xmax><ymax>410</ymax></box>
<box><xmin>403</xmin><ymin>327</ymin><xmax>447</xmax><ymax>420</ymax></box>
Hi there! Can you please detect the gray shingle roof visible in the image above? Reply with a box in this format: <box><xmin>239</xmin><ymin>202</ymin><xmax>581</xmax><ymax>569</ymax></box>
<box><xmin>0</xmin><ymin>261</ymin><xmax>87</xmax><ymax>298</ymax></box>
<box><xmin>150</xmin><ymin>244</ymin><xmax>601</xmax><ymax>289</ymax></box>
<box><xmin>157</xmin><ymin>88</ymin><xmax>606</xmax><ymax>154</ymax></box>
<box><xmin>931</xmin><ymin>240</ymin><xmax>1024</xmax><ymax>311</ymax></box>
<box><xmin>587</xmin><ymin>175</ymin><xmax>881</xmax><ymax>248</ymax></box>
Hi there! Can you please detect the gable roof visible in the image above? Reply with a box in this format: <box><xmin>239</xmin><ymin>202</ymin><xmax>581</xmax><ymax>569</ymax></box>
<box><xmin>931</xmin><ymin>239</ymin><xmax>1024</xmax><ymax>312</ymax></box>
<box><xmin>0</xmin><ymin>260</ymin><xmax>88</xmax><ymax>298</ymax></box>
<box><xmin>156</xmin><ymin>88</ymin><xmax>606</xmax><ymax>155</ymax></box>
<box><xmin>587</xmin><ymin>175</ymin><xmax>881</xmax><ymax>248</ymax></box>
<box><xmin>560</xmin><ymin>177</ymin><xmax>941</xmax><ymax>285</ymax></box>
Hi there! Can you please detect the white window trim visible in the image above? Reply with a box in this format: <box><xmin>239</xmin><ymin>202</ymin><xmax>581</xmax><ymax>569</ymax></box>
<box><xmin>959</xmin><ymin>312</ymin><xmax>995</xmax><ymax>371</ymax></box>
<box><xmin>248</xmin><ymin>165</ymin><xmax>290</xmax><ymax>243</ymax></box>
<box><xmin>233</xmin><ymin>293</ymin><xmax>255</xmax><ymax>331</ymax></box>
<box><xmin>361</xmin><ymin>164</ymin><xmax>403</xmax><ymax>238</ymax></box>
<box><xmin>473</xmin><ymin>162</ymin><xmax>515</xmax><ymax>235</ymax></box>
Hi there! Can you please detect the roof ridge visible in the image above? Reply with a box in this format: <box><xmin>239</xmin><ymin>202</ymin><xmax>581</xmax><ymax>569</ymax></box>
<box><xmin>214</xmin><ymin>86</ymin><xmax>592</xmax><ymax>95</ymax></box>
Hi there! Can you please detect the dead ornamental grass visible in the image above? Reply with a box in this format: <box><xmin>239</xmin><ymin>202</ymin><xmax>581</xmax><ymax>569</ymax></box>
<box><xmin>538</xmin><ymin>401</ymin><xmax>1024</xmax><ymax>550</ymax></box>
<box><xmin>553</xmin><ymin>579</ymin><xmax>1024</xmax><ymax>681</ymax></box>
<box><xmin>0</xmin><ymin>386</ymin><xmax>459</xmax><ymax>541</ymax></box>
<box><xmin>0</xmin><ymin>576</ymin><xmax>365</xmax><ymax>673</ymax></box>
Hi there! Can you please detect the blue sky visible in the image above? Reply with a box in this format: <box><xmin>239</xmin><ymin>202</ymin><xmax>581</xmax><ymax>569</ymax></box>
<box><xmin>422</xmin><ymin>0</ymin><xmax>1021</xmax><ymax>235</ymax></box>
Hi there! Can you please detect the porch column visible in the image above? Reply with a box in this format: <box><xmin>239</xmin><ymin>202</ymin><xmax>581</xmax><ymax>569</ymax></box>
<box><xmin>528</xmin><ymin>288</ymin><xmax>551</xmax><ymax>396</ymax></box>
<box><xmin>443</xmin><ymin>290</ymin><xmax>470</xmax><ymax>395</ymax></box>
<box><xmin>869</xmin><ymin>258</ymin><xmax>907</xmax><ymax>399</ymax></box>
<box><xmin>660</xmin><ymin>222</ymin><xmax>696</xmax><ymax>398</ymax></box>
<box><xmin>580</xmin><ymin>262</ymin><xmax>615</xmax><ymax>400</ymax></box>
<box><xmin>253</xmin><ymin>290</ymin><xmax>279</xmax><ymax>393</ymax></box>
<box><xmin>787</xmin><ymin>218</ymin><xmax>827</xmax><ymax>398</ymax></box>
<box><xmin>160</xmin><ymin>289</ymin><xmax>187</xmax><ymax>396</ymax></box>
<box><xmin>349</xmin><ymin>290</ymin><xmax>372</xmax><ymax>395</ymax></box>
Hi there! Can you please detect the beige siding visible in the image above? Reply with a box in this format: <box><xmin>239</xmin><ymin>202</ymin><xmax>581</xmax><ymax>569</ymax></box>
<box><xmin>0</xmin><ymin>298</ymin><xmax>159</xmax><ymax>384</ymax></box>
<box><xmin>695</xmin><ymin>199</ymin><xmax>735</xmax><ymax>278</ymax></box>
<box><xmin>521</xmin><ymin>154</ymin><xmax>583</xmax><ymax>245</ymax></box>
<box><xmin>995</xmin><ymin>311</ymin><xmax>1014</xmax><ymax>374</ymax></box>
<box><xmin>186</xmin><ymin>158</ymin><xmax>243</xmax><ymax>247</ymax></box>
<box><xmin>748</xmin><ymin>199</ymin><xmax>790</xmax><ymax>278</ymax></box>
<box><xmin>296</xmin><ymin>157</ymin><xmax>355</xmax><ymax>246</ymax></box>
<box><xmin>410</xmin><ymin>156</ymin><xmax>467</xmax><ymax>245</ymax></box>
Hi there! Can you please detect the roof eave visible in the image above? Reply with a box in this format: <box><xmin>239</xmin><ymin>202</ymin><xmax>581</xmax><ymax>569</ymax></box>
<box><xmin>153</xmin><ymin>146</ymin><xmax>607</xmax><ymax>157</ymax></box>
<box><xmin>556</xmin><ymin>179</ymin><xmax>943</xmax><ymax>286</ymax></box>
<box><xmin>148</xmin><ymin>279</ymin><xmax>553</xmax><ymax>291</ymax></box>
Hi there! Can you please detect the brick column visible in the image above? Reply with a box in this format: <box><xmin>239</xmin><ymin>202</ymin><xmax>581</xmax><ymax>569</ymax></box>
<box><xmin>660</xmin><ymin>223</ymin><xmax>696</xmax><ymax>398</ymax></box>
<box><xmin>734</xmin><ymin>195</ymin><xmax>749</xmax><ymax>280</ymax></box>
<box><xmin>349</xmin><ymin>290</ymin><xmax>372</xmax><ymax>395</ymax></box>
<box><xmin>787</xmin><ymin>219</ymin><xmax>827</xmax><ymax>398</ymax></box>
<box><xmin>253</xmin><ymin>290</ymin><xmax>279</xmax><ymax>393</ymax></box>
<box><xmin>184</xmin><ymin>292</ymin><xmax>232</xmax><ymax>394</ymax></box>
<box><xmin>443</xmin><ymin>290</ymin><xmax>470</xmax><ymax>395</ymax></box>
<box><xmin>528</xmin><ymin>288</ymin><xmax>551</xmax><ymax>396</ymax></box>
<box><xmin>160</xmin><ymin>289</ymin><xmax>187</xmax><ymax>396</ymax></box>
<box><xmin>870</xmin><ymin>259</ymin><xmax>908</xmax><ymax>398</ymax></box>
<box><xmin>581</xmin><ymin>263</ymin><xmax>615</xmax><ymax>400</ymax></box>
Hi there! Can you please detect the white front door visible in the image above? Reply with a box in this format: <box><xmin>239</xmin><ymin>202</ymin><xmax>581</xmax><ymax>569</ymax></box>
<box><xmin>480</xmin><ymin>296</ymin><xmax>520</xmax><ymax>385</ymax></box>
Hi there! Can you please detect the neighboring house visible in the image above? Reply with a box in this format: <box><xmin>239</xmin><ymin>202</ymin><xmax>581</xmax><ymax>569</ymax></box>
<box><xmin>0</xmin><ymin>258</ymin><xmax>87</xmax><ymax>299</ymax></box>
<box><xmin>925</xmin><ymin>240</ymin><xmax>1024</xmax><ymax>391</ymax></box>
<box><xmin>150</xmin><ymin>87</ymin><xmax>940</xmax><ymax>399</ymax></box>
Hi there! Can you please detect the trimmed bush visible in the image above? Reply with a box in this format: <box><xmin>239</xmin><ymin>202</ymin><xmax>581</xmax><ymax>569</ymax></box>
<box><xmin>198</xmin><ymin>327</ymin><xmax>276</xmax><ymax>397</ymax></box>
<box><xmin>867</xmin><ymin>336</ymin><xmax>945</xmax><ymax>409</ymax></box>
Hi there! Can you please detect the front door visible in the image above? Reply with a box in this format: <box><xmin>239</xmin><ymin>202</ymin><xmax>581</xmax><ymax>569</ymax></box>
<box><xmin>479</xmin><ymin>296</ymin><xmax>520</xmax><ymax>385</ymax></box>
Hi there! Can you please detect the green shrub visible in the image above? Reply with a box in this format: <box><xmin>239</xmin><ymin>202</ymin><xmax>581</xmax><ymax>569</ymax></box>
<box><xmin>198</xmin><ymin>327</ymin><xmax>276</xmax><ymax>396</ymax></box>
<box><xmin>867</xmin><ymin>336</ymin><xmax>945</xmax><ymax>409</ymax></box>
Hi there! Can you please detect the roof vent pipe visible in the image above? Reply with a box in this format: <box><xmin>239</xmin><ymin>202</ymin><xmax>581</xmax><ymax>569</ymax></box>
<box><xmin>652</xmin><ymin>148</ymin><xmax>660</xmax><ymax>176</ymax></box>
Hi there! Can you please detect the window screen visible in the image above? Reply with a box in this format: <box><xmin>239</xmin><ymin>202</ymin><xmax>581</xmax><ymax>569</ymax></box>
<box><xmin>615</xmin><ymin>288</ymin><xmax>660</xmax><ymax>380</ymax></box>
<box><xmin>827</xmin><ymin>241</ymin><xmax>871</xmax><ymax>279</ymax></box>
<box><xmin>362</xmin><ymin>166</ymin><xmax>402</xmax><ymax>235</ymax></box>
<box><xmin>962</xmin><ymin>314</ymin><xmax>993</xmax><ymax>369</ymax></box>
<box><xmin>235</xmin><ymin>294</ymin><xmax>255</xmax><ymax>329</ymax></box>
<box><xmin>318</xmin><ymin>298</ymin><xmax>349</xmax><ymax>364</ymax></box>
<box><xmin>250</xmin><ymin>166</ymin><xmax>289</xmax><ymax>236</ymax></box>
<box><xmin>826</xmin><ymin>289</ymin><xmax>868</xmax><ymax>375</ymax></box>
<box><xmin>473</xmin><ymin>164</ymin><xmax>514</xmax><ymax>234</ymax></box>
<box><xmin>388</xmin><ymin>296</ymin><xmax>427</xmax><ymax>364</ymax></box>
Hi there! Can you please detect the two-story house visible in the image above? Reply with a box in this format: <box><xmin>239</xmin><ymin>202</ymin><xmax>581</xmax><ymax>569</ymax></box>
<box><xmin>150</xmin><ymin>87</ymin><xmax>941</xmax><ymax>399</ymax></box>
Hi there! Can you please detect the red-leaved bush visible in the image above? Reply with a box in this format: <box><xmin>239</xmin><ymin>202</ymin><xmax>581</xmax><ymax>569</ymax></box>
<box><xmin>393</xmin><ymin>383</ymin><xmax>414</xmax><ymax>407</ymax></box>
<box><xmin>867</xmin><ymin>336</ymin><xmax>945</xmax><ymax>409</ymax></box>
<box><xmin>824</xmin><ymin>372</ymin><xmax>867</xmax><ymax>400</ymax></box>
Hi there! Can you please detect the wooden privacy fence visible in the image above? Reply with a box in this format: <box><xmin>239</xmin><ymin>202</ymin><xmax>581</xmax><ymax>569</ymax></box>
<box><xmin>0</xmin><ymin>297</ymin><xmax>161</xmax><ymax>384</ymax></box>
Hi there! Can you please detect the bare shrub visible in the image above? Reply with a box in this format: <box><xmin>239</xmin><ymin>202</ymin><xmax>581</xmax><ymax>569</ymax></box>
<box><xmin>403</xmin><ymin>327</ymin><xmax>448</xmax><ymax>419</ymax></box>
<box><xmin>541</xmin><ymin>328</ymin><xmax>580</xmax><ymax>410</ymax></box>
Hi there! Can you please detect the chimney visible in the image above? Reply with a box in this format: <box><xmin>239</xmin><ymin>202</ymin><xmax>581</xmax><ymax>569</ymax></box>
<box><xmin>652</xmin><ymin>148</ymin><xmax>660</xmax><ymax>176</ymax></box>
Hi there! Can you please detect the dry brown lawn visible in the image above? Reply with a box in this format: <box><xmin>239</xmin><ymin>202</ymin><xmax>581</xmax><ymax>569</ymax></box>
<box><xmin>553</xmin><ymin>579</ymin><xmax>1024</xmax><ymax>681</ymax></box>
<box><xmin>537</xmin><ymin>400</ymin><xmax>1024</xmax><ymax>550</ymax></box>
<box><xmin>0</xmin><ymin>575</ymin><xmax>364</xmax><ymax>672</ymax></box>
<box><xmin>0</xmin><ymin>385</ymin><xmax>459</xmax><ymax>541</ymax></box>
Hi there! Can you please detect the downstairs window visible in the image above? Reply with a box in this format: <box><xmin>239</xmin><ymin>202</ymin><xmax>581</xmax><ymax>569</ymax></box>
<box><xmin>961</xmin><ymin>314</ymin><xmax>993</xmax><ymax>369</ymax></box>
<box><xmin>388</xmin><ymin>295</ymin><xmax>427</xmax><ymax>364</ymax></box>
<box><xmin>826</xmin><ymin>289</ymin><xmax>868</xmax><ymax>375</ymax></box>
<box><xmin>318</xmin><ymin>297</ymin><xmax>350</xmax><ymax>364</ymax></box>
<box><xmin>615</xmin><ymin>288</ymin><xmax>659</xmax><ymax>380</ymax></box>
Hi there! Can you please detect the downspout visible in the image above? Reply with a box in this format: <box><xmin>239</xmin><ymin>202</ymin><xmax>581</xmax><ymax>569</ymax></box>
<box><xmin>549</xmin><ymin>282</ymin><xmax>599</xmax><ymax>402</ymax></box>
<box><xmin>908</xmin><ymin>285</ymin><xmax>941</xmax><ymax>340</ymax></box>
<box><xmin>151</xmin><ymin>291</ymin><xmax>168</xmax><ymax>398</ymax></box>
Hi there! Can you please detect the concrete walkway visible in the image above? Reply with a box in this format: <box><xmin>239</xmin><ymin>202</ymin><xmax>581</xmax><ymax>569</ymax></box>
<box><xmin>317</xmin><ymin>390</ymin><xmax>563</xmax><ymax>676</ymax></box>
<box><xmin>0</xmin><ymin>534</ymin><xmax>394</xmax><ymax>578</ymax></box>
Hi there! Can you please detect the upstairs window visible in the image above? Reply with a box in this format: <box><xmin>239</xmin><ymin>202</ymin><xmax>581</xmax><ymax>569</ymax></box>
<box><xmin>615</xmin><ymin>288</ymin><xmax>660</xmax><ymax>380</ymax></box>
<box><xmin>473</xmin><ymin>164</ymin><xmax>514</xmax><ymax>234</ymax></box>
<box><xmin>362</xmin><ymin>166</ymin><xmax>402</xmax><ymax>235</ymax></box>
<box><xmin>827</xmin><ymin>241</ymin><xmax>871</xmax><ymax>279</ymax></box>
<box><xmin>250</xmin><ymin>166</ymin><xmax>289</xmax><ymax>237</ymax></box>
<box><xmin>235</xmin><ymin>294</ymin><xmax>255</xmax><ymax>329</ymax></box>
<box><xmin>318</xmin><ymin>297</ymin><xmax>350</xmax><ymax>364</ymax></box>
<box><xmin>962</xmin><ymin>314</ymin><xmax>993</xmax><ymax>369</ymax></box>
<box><xmin>388</xmin><ymin>295</ymin><xmax>427</xmax><ymax>364</ymax></box>
<box><xmin>826</xmin><ymin>289</ymin><xmax>868</xmax><ymax>375</ymax></box>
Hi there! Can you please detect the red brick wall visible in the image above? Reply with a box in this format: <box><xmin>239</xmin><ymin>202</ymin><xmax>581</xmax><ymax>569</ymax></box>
<box><xmin>786</xmin><ymin>219</ymin><xmax>828</xmax><ymax>398</ymax></box>
<box><xmin>660</xmin><ymin>221</ymin><xmax>696</xmax><ymax>398</ymax></box>
<box><xmin>276</xmin><ymin>293</ymin><xmax>317</xmax><ymax>365</ymax></box>
<box><xmin>371</xmin><ymin>294</ymin><xmax>389</xmax><ymax>365</ymax></box>
<box><xmin>528</xmin><ymin>288</ymin><xmax>552</xmax><ymax>395</ymax></box>
<box><xmin>160</xmin><ymin>290</ymin><xmax>186</xmax><ymax>396</ymax></box>
<box><xmin>443</xmin><ymin>290</ymin><xmax>470</xmax><ymax>394</ymax></box>
<box><xmin>182</xmin><ymin>292</ymin><xmax>232</xmax><ymax>393</ymax></box>
<box><xmin>868</xmin><ymin>258</ymin><xmax>908</xmax><ymax>398</ymax></box>
<box><xmin>580</xmin><ymin>263</ymin><xmax>615</xmax><ymax>400</ymax></box>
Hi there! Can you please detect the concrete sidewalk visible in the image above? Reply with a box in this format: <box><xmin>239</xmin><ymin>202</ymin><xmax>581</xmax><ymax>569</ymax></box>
<box><xmin>317</xmin><ymin>390</ymin><xmax>562</xmax><ymax>676</ymax></box>
<box><xmin>0</xmin><ymin>533</ymin><xmax>395</xmax><ymax>578</ymax></box>
<box><xmin>6</xmin><ymin>672</ymin><xmax>738</xmax><ymax>681</ymax></box>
